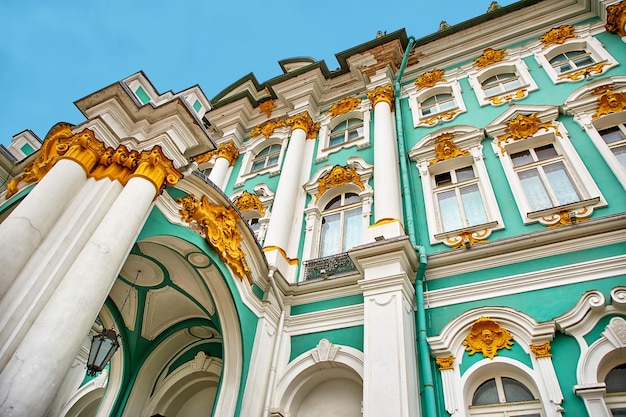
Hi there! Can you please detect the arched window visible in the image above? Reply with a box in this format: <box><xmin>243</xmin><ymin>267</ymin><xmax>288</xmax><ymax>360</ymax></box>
<box><xmin>328</xmin><ymin>118</ymin><xmax>364</xmax><ymax>148</ymax></box>
<box><xmin>549</xmin><ymin>50</ymin><xmax>595</xmax><ymax>75</ymax></box>
<box><xmin>420</xmin><ymin>93</ymin><xmax>456</xmax><ymax>117</ymax></box>
<box><xmin>605</xmin><ymin>363</ymin><xmax>626</xmax><ymax>416</ymax></box>
<box><xmin>319</xmin><ymin>192</ymin><xmax>362</xmax><ymax>257</ymax></box>
<box><xmin>470</xmin><ymin>376</ymin><xmax>543</xmax><ymax>416</ymax></box>
<box><xmin>481</xmin><ymin>72</ymin><xmax>523</xmax><ymax>98</ymax></box>
<box><xmin>251</xmin><ymin>144</ymin><xmax>281</xmax><ymax>173</ymax></box>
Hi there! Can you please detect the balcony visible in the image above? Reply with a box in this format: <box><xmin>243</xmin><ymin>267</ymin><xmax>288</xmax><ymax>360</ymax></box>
<box><xmin>302</xmin><ymin>252</ymin><xmax>357</xmax><ymax>281</ymax></box>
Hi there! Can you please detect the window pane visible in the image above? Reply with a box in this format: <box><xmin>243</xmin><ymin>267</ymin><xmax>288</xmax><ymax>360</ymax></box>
<box><xmin>611</xmin><ymin>408</ymin><xmax>626</xmax><ymax>417</ymax></box>
<box><xmin>344</xmin><ymin>193</ymin><xmax>360</xmax><ymax>205</ymax></box>
<box><xmin>332</xmin><ymin>121</ymin><xmax>347</xmax><ymax>132</ymax></box>
<box><xmin>347</xmin><ymin>129</ymin><xmax>360</xmax><ymax>141</ymax></box>
<box><xmin>437</xmin><ymin>190</ymin><xmax>463</xmax><ymax>231</ymax></box>
<box><xmin>329</xmin><ymin>133</ymin><xmax>344</xmax><ymax>147</ymax></box>
<box><xmin>439</xmin><ymin>99</ymin><xmax>456</xmax><ymax>112</ymax></box>
<box><xmin>535</xmin><ymin>144</ymin><xmax>557</xmax><ymax>160</ymax></box>
<box><xmin>511</xmin><ymin>150</ymin><xmax>534</xmax><ymax>167</ymax></box>
<box><xmin>456</xmin><ymin>166</ymin><xmax>476</xmax><ymax>182</ymax></box>
<box><xmin>574</xmin><ymin>55</ymin><xmax>594</xmax><ymax>67</ymax></box>
<box><xmin>343</xmin><ymin>207</ymin><xmax>362</xmax><ymax>251</ymax></box>
<box><xmin>613</xmin><ymin>145</ymin><xmax>626</xmax><ymax>169</ymax></box>
<box><xmin>435</xmin><ymin>171</ymin><xmax>452</xmax><ymax>186</ymax></box>
<box><xmin>600</xmin><ymin>126</ymin><xmax>626</xmax><ymax>143</ymax></box>
<box><xmin>472</xmin><ymin>379</ymin><xmax>499</xmax><ymax>406</ymax></box>
<box><xmin>519</xmin><ymin>168</ymin><xmax>552</xmax><ymax>211</ymax></box>
<box><xmin>320</xmin><ymin>213</ymin><xmax>341</xmax><ymax>257</ymax></box>
<box><xmin>251</xmin><ymin>160</ymin><xmax>265</xmax><ymax>172</ymax></box>
<box><xmin>543</xmin><ymin>161</ymin><xmax>580</xmax><ymax>205</ymax></box>
<box><xmin>325</xmin><ymin>195</ymin><xmax>342</xmax><ymax>210</ymax></box>
<box><xmin>606</xmin><ymin>364</ymin><xmax>626</xmax><ymax>393</ymax></box>
<box><xmin>268</xmin><ymin>155</ymin><xmax>279</xmax><ymax>167</ymax></box>
<box><xmin>460</xmin><ymin>184</ymin><xmax>488</xmax><ymax>226</ymax></box>
<box><xmin>502</xmin><ymin>377</ymin><xmax>536</xmax><ymax>402</ymax></box>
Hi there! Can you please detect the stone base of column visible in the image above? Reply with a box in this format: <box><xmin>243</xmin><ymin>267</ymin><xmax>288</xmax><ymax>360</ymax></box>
<box><xmin>366</xmin><ymin>218</ymin><xmax>406</xmax><ymax>243</ymax></box>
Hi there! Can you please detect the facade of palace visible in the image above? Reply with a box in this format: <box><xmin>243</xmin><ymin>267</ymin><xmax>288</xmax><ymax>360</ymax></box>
<box><xmin>1</xmin><ymin>0</ymin><xmax>625</xmax><ymax>416</ymax></box>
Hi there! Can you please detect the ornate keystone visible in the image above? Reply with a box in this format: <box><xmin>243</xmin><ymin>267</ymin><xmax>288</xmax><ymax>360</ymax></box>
<box><xmin>463</xmin><ymin>317</ymin><xmax>514</xmax><ymax>359</ymax></box>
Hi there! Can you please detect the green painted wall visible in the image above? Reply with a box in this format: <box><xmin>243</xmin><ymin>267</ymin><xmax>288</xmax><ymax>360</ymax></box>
<box><xmin>290</xmin><ymin>294</ymin><xmax>364</xmax><ymax>315</ymax></box>
<box><xmin>290</xmin><ymin>326</ymin><xmax>364</xmax><ymax>361</ymax></box>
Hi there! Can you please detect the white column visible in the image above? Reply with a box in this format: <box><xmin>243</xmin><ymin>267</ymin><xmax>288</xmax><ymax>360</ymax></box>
<box><xmin>0</xmin><ymin>148</ymin><xmax>181</xmax><ymax>417</ymax></box>
<box><xmin>368</xmin><ymin>85</ymin><xmax>402</xmax><ymax>223</ymax></box>
<box><xmin>0</xmin><ymin>159</ymin><xmax>87</xmax><ymax>297</ymax></box>
<box><xmin>355</xmin><ymin>240</ymin><xmax>419</xmax><ymax>417</ymax></box>
<box><xmin>263</xmin><ymin>113</ymin><xmax>311</xmax><ymax>252</ymax></box>
<box><xmin>208</xmin><ymin>156</ymin><xmax>231</xmax><ymax>188</ymax></box>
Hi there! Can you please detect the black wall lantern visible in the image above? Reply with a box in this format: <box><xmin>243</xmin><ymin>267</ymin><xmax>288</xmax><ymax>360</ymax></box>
<box><xmin>86</xmin><ymin>328</ymin><xmax>120</xmax><ymax>376</ymax></box>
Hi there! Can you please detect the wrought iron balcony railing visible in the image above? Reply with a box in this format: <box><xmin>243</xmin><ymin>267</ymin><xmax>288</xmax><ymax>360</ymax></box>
<box><xmin>302</xmin><ymin>252</ymin><xmax>357</xmax><ymax>281</ymax></box>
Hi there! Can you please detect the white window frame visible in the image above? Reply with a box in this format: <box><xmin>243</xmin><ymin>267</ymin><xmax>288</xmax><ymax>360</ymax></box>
<box><xmin>407</xmin><ymin>81</ymin><xmax>466</xmax><ymax>127</ymax></box>
<box><xmin>316</xmin><ymin>104</ymin><xmax>371</xmax><ymax>163</ymax></box>
<box><xmin>234</xmin><ymin>129</ymin><xmax>289</xmax><ymax>187</ymax></box>
<box><xmin>488</xmin><ymin>107</ymin><xmax>606</xmax><ymax>225</ymax></box>
<box><xmin>302</xmin><ymin>158</ymin><xmax>373</xmax><ymax>265</ymax></box>
<box><xmin>467</xmin><ymin>60</ymin><xmax>538</xmax><ymax>107</ymax></box>
<box><xmin>590</xmin><ymin>111</ymin><xmax>626</xmax><ymax>190</ymax></box>
<box><xmin>409</xmin><ymin>127</ymin><xmax>503</xmax><ymax>246</ymax></box>
<box><xmin>534</xmin><ymin>35</ymin><xmax>618</xmax><ymax>85</ymax></box>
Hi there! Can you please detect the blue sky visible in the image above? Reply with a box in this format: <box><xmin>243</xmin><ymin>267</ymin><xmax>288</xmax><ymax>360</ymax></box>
<box><xmin>0</xmin><ymin>0</ymin><xmax>516</xmax><ymax>148</ymax></box>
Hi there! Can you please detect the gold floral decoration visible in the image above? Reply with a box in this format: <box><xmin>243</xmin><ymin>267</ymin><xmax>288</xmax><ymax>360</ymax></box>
<box><xmin>366</xmin><ymin>84</ymin><xmax>394</xmax><ymax>109</ymax></box>
<box><xmin>429</xmin><ymin>133</ymin><xmax>470</xmax><ymax>166</ymax></box>
<box><xmin>474</xmin><ymin>48</ymin><xmax>506</xmax><ymax>68</ymax></box>
<box><xmin>316</xmin><ymin>165</ymin><xmax>365</xmax><ymax>202</ymax></box>
<box><xmin>286</xmin><ymin>112</ymin><xmax>320</xmax><ymax>139</ymax></box>
<box><xmin>488</xmin><ymin>89</ymin><xmax>527</xmax><ymax>106</ymax></box>
<box><xmin>259</xmin><ymin>99</ymin><xmax>276</xmax><ymax>118</ymax></box>
<box><xmin>91</xmin><ymin>145</ymin><xmax>139</xmax><ymax>185</ymax></box>
<box><xmin>592</xmin><ymin>89</ymin><xmax>626</xmax><ymax>120</ymax></box>
<box><xmin>419</xmin><ymin>110</ymin><xmax>461</xmax><ymax>126</ymax></box>
<box><xmin>539</xmin><ymin>25</ymin><xmax>577</xmax><ymax>47</ymax></box>
<box><xmin>327</xmin><ymin>97</ymin><xmax>362</xmax><ymax>119</ymax></box>
<box><xmin>544</xmin><ymin>207</ymin><xmax>592</xmax><ymax>228</ymax></box>
<box><xmin>195</xmin><ymin>142</ymin><xmax>239</xmax><ymax>166</ymax></box>
<box><xmin>251</xmin><ymin>118</ymin><xmax>287</xmax><ymax>139</ymax></box>
<box><xmin>530</xmin><ymin>342</ymin><xmax>552</xmax><ymax>359</ymax></box>
<box><xmin>447</xmin><ymin>229</ymin><xmax>490</xmax><ymax>249</ymax></box>
<box><xmin>176</xmin><ymin>194</ymin><xmax>251</xmax><ymax>282</ymax></box>
<box><xmin>496</xmin><ymin>113</ymin><xmax>560</xmax><ymax>153</ymax></box>
<box><xmin>559</xmin><ymin>62</ymin><xmax>610</xmax><ymax>81</ymax></box>
<box><xmin>133</xmin><ymin>146</ymin><xmax>183</xmax><ymax>195</ymax></box>
<box><xmin>415</xmin><ymin>69</ymin><xmax>447</xmax><ymax>90</ymax></box>
<box><xmin>463</xmin><ymin>317</ymin><xmax>514</xmax><ymax>359</ymax></box>
<box><xmin>605</xmin><ymin>0</ymin><xmax>626</xmax><ymax>37</ymax></box>
<box><xmin>233</xmin><ymin>191</ymin><xmax>265</xmax><ymax>216</ymax></box>
<box><xmin>436</xmin><ymin>356</ymin><xmax>455</xmax><ymax>371</ymax></box>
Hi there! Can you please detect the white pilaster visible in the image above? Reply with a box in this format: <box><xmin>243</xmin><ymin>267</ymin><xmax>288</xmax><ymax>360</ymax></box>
<box><xmin>0</xmin><ymin>159</ymin><xmax>87</xmax><ymax>297</ymax></box>
<box><xmin>208</xmin><ymin>156</ymin><xmax>231</xmax><ymax>189</ymax></box>
<box><xmin>0</xmin><ymin>175</ymin><xmax>158</xmax><ymax>417</ymax></box>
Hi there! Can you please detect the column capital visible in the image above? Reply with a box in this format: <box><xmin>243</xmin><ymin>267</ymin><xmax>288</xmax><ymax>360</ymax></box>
<box><xmin>195</xmin><ymin>141</ymin><xmax>240</xmax><ymax>166</ymax></box>
<box><xmin>60</xmin><ymin>128</ymin><xmax>106</xmax><ymax>174</ymax></box>
<box><xmin>286</xmin><ymin>111</ymin><xmax>320</xmax><ymax>139</ymax></box>
<box><xmin>132</xmin><ymin>146</ymin><xmax>183</xmax><ymax>195</ymax></box>
<box><xmin>366</xmin><ymin>84</ymin><xmax>395</xmax><ymax>109</ymax></box>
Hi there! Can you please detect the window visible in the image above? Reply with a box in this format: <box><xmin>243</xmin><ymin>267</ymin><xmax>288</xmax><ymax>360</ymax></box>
<box><xmin>510</xmin><ymin>144</ymin><xmax>581</xmax><ymax>212</ymax></box>
<box><xmin>434</xmin><ymin>166</ymin><xmax>489</xmax><ymax>232</ymax></box>
<box><xmin>328</xmin><ymin>118</ymin><xmax>364</xmax><ymax>148</ymax></box>
<box><xmin>470</xmin><ymin>376</ymin><xmax>543</xmax><ymax>417</ymax></box>
<box><xmin>598</xmin><ymin>123</ymin><xmax>626</xmax><ymax>170</ymax></box>
<box><xmin>482</xmin><ymin>73</ymin><xmax>523</xmax><ymax>98</ymax></box>
<box><xmin>421</xmin><ymin>93</ymin><xmax>456</xmax><ymax>117</ymax></box>
<box><xmin>319</xmin><ymin>193</ymin><xmax>362</xmax><ymax>257</ymax></box>
<box><xmin>407</xmin><ymin>81</ymin><xmax>466</xmax><ymax>127</ymax></box>
<box><xmin>549</xmin><ymin>50</ymin><xmax>595</xmax><ymax>75</ymax></box>
<box><xmin>605</xmin><ymin>363</ymin><xmax>626</xmax><ymax>416</ymax></box>
<box><xmin>250</xmin><ymin>144</ymin><xmax>281</xmax><ymax>173</ymax></box>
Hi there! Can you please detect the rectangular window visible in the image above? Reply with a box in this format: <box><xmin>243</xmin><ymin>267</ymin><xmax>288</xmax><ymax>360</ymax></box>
<box><xmin>434</xmin><ymin>166</ymin><xmax>488</xmax><ymax>232</ymax></box>
<box><xmin>599</xmin><ymin>124</ymin><xmax>626</xmax><ymax>169</ymax></box>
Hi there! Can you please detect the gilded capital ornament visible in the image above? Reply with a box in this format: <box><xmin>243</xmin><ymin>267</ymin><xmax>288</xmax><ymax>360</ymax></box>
<box><xmin>176</xmin><ymin>194</ymin><xmax>251</xmax><ymax>282</ymax></box>
<box><xmin>463</xmin><ymin>317</ymin><xmax>514</xmax><ymax>359</ymax></box>
<box><xmin>195</xmin><ymin>142</ymin><xmax>239</xmax><ymax>166</ymax></box>
<box><xmin>592</xmin><ymin>89</ymin><xmax>626</xmax><ymax>119</ymax></box>
<box><xmin>132</xmin><ymin>146</ymin><xmax>183</xmax><ymax>195</ymax></box>
<box><xmin>233</xmin><ymin>191</ymin><xmax>265</xmax><ymax>216</ymax></box>
<box><xmin>61</xmin><ymin>128</ymin><xmax>106</xmax><ymax>174</ymax></box>
<box><xmin>327</xmin><ymin>97</ymin><xmax>362</xmax><ymax>119</ymax></box>
<box><xmin>474</xmin><ymin>48</ymin><xmax>506</xmax><ymax>68</ymax></box>
<box><xmin>436</xmin><ymin>356</ymin><xmax>455</xmax><ymax>371</ymax></box>
<box><xmin>259</xmin><ymin>99</ymin><xmax>276</xmax><ymax>118</ymax></box>
<box><xmin>539</xmin><ymin>25</ymin><xmax>577</xmax><ymax>47</ymax></box>
<box><xmin>415</xmin><ymin>69</ymin><xmax>446</xmax><ymax>90</ymax></box>
<box><xmin>429</xmin><ymin>133</ymin><xmax>470</xmax><ymax>166</ymax></box>
<box><xmin>286</xmin><ymin>112</ymin><xmax>320</xmax><ymax>139</ymax></box>
<box><xmin>530</xmin><ymin>342</ymin><xmax>552</xmax><ymax>358</ymax></box>
<box><xmin>366</xmin><ymin>85</ymin><xmax>394</xmax><ymax>109</ymax></box>
<box><xmin>91</xmin><ymin>145</ymin><xmax>139</xmax><ymax>185</ymax></box>
<box><xmin>316</xmin><ymin>165</ymin><xmax>365</xmax><ymax>202</ymax></box>
<box><xmin>605</xmin><ymin>0</ymin><xmax>626</xmax><ymax>37</ymax></box>
<box><xmin>251</xmin><ymin>118</ymin><xmax>287</xmax><ymax>139</ymax></box>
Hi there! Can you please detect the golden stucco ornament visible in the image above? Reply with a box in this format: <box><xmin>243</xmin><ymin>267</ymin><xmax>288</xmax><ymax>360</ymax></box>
<box><xmin>429</xmin><ymin>133</ymin><xmax>470</xmax><ymax>166</ymax></box>
<box><xmin>133</xmin><ymin>146</ymin><xmax>182</xmax><ymax>195</ymax></box>
<box><xmin>316</xmin><ymin>165</ymin><xmax>365</xmax><ymax>202</ymax></box>
<box><xmin>251</xmin><ymin>118</ymin><xmax>287</xmax><ymax>139</ymax></box>
<box><xmin>286</xmin><ymin>112</ymin><xmax>320</xmax><ymax>139</ymax></box>
<box><xmin>592</xmin><ymin>89</ymin><xmax>626</xmax><ymax>119</ymax></box>
<box><xmin>366</xmin><ymin>84</ymin><xmax>394</xmax><ymax>109</ymax></box>
<box><xmin>415</xmin><ymin>69</ymin><xmax>446</xmax><ymax>90</ymax></box>
<box><xmin>195</xmin><ymin>142</ymin><xmax>239</xmax><ymax>166</ymax></box>
<box><xmin>259</xmin><ymin>99</ymin><xmax>276</xmax><ymax>118</ymax></box>
<box><xmin>463</xmin><ymin>317</ymin><xmax>514</xmax><ymax>359</ymax></box>
<box><xmin>539</xmin><ymin>25</ymin><xmax>577</xmax><ymax>47</ymax></box>
<box><xmin>234</xmin><ymin>191</ymin><xmax>265</xmax><ymax>216</ymax></box>
<box><xmin>605</xmin><ymin>0</ymin><xmax>626</xmax><ymax>37</ymax></box>
<box><xmin>436</xmin><ymin>356</ymin><xmax>455</xmax><ymax>371</ymax></box>
<box><xmin>530</xmin><ymin>342</ymin><xmax>552</xmax><ymax>359</ymax></box>
<box><xmin>327</xmin><ymin>97</ymin><xmax>362</xmax><ymax>119</ymax></box>
<box><xmin>496</xmin><ymin>113</ymin><xmax>560</xmax><ymax>153</ymax></box>
<box><xmin>474</xmin><ymin>48</ymin><xmax>506</xmax><ymax>68</ymax></box>
<box><xmin>177</xmin><ymin>194</ymin><xmax>251</xmax><ymax>282</ymax></box>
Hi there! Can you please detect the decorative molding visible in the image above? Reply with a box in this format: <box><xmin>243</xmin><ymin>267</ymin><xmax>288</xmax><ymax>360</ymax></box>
<box><xmin>327</xmin><ymin>97</ymin><xmax>362</xmax><ymax>118</ymax></box>
<box><xmin>462</xmin><ymin>317</ymin><xmax>514</xmax><ymax>359</ymax></box>
<box><xmin>539</xmin><ymin>25</ymin><xmax>577</xmax><ymax>47</ymax></box>
<box><xmin>530</xmin><ymin>342</ymin><xmax>552</xmax><ymax>358</ymax></box>
<box><xmin>488</xmin><ymin>88</ymin><xmax>527</xmax><ymax>106</ymax></box>
<box><xmin>415</xmin><ymin>69</ymin><xmax>446</xmax><ymax>90</ymax></box>
<box><xmin>233</xmin><ymin>191</ymin><xmax>265</xmax><ymax>215</ymax></box>
<box><xmin>176</xmin><ymin>193</ymin><xmax>251</xmax><ymax>282</ymax></box>
<box><xmin>316</xmin><ymin>165</ymin><xmax>365</xmax><ymax>202</ymax></box>
<box><xmin>91</xmin><ymin>145</ymin><xmax>140</xmax><ymax>185</ymax></box>
<box><xmin>592</xmin><ymin>89</ymin><xmax>626</xmax><ymax>119</ymax></box>
<box><xmin>286</xmin><ymin>111</ymin><xmax>320</xmax><ymax>139</ymax></box>
<box><xmin>419</xmin><ymin>109</ymin><xmax>461</xmax><ymax>126</ymax></box>
<box><xmin>366</xmin><ymin>84</ymin><xmax>394</xmax><ymax>109</ymax></box>
<box><xmin>558</xmin><ymin>62</ymin><xmax>610</xmax><ymax>81</ymax></box>
<box><xmin>495</xmin><ymin>113</ymin><xmax>561</xmax><ymax>153</ymax></box>
<box><xmin>436</xmin><ymin>355</ymin><xmax>455</xmax><ymax>370</ymax></box>
<box><xmin>132</xmin><ymin>146</ymin><xmax>183</xmax><ymax>195</ymax></box>
<box><xmin>474</xmin><ymin>48</ymin><xmax>506</xmax><ymax>68</ymax></box>
<box><xmin>605</xmin><ymin>0</ymin><xmax>626</xmax><ymax>37</ymax></box>
<box><xmin>259</xmin><ymin>99</ymin><xmax>276</xmax><ymax>118</ymax></box>
<box><xmin>195</xmin><ymin>141</ymin><xmax>239</xmax><ymax>166</ymax></box>
<box><xmin>429</xmin><ymin>133</ymin><xmax>470</xmax><ymax>165</ymax></box>
<box><xmin>311</xmin><ymin>338</ymin><xmax>340</xmax><ymax>362</ymax></box>
<box><xmin>251</xmin><ymin>118</ymin><xmax>287</xmax><ymax>139</ymax></box>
